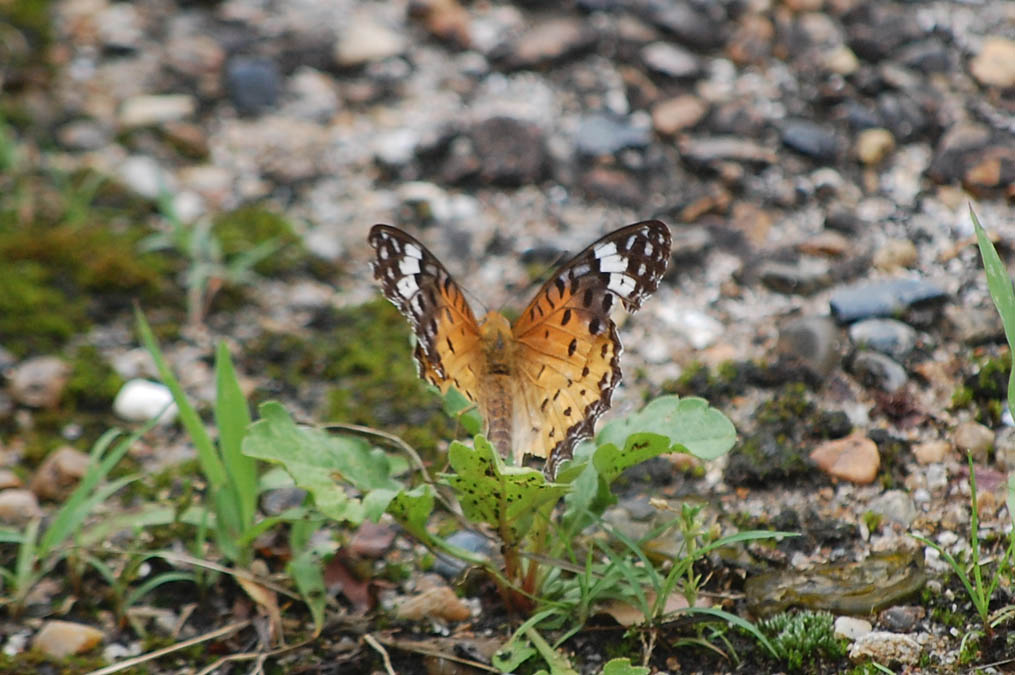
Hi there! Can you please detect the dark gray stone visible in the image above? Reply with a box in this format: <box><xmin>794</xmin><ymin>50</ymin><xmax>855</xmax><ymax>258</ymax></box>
<box><xmin>830</xmin><ymin>279</ymin><xmax>947</xmax><ymax>323</ymax></box>
<box><xmin>849</xmin><ymin>319</ymin><xmax>918</xmax><ymax>358</ymax></box>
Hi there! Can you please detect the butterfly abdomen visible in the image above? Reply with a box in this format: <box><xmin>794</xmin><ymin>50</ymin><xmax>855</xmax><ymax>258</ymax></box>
<box><xmin>478</xmin><ymin>312</ymin><xmax>517</xmax><ymax>459</ymax></box>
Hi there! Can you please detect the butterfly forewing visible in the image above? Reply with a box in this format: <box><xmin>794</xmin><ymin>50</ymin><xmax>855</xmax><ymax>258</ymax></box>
<box><xmin>368</xmin><ymin>224</ymin><xmax>484</xmax><ymax>403</ymax></box>
<box><xmin>511</xmin><ymin>220</ymin><xmax>672</xmax><ymax>472</ymax></box>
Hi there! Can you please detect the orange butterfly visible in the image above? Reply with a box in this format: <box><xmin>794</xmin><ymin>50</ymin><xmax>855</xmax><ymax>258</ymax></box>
<box><xmin>369</xmin><ymin>221</ymin><xmax>671</xmax><ymax>477</ymax></box>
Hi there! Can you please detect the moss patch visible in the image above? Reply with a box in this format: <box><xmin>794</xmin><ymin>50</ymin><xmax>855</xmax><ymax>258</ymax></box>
<box><xmin>250</xmin><ymin>299</ymin><xmax>465</xmax><ymax>457</ymax></box>
<box><xmin>0</xmin><ymin>171</ymin><xmax>172</xmax><ymax>356</ymax></box>
<box><xmin>212</xmin><ymin>205</ymin><xmax>306</xmax><ymax>277</ymax></box>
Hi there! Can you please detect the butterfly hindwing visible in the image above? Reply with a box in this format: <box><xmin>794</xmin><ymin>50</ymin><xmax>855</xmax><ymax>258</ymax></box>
<box><xmin>511</xmin><ymin>220</ymin><xmax>672</xmax><ymax>473</ymax></box>
<box><xmin>368</xmin><ymin>224</ymin><xmax>484</xmax><ymax>403</ymax></box>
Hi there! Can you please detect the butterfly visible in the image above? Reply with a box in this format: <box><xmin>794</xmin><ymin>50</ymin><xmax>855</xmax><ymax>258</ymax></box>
<box><xmin>368</xmin><ymin>220</ymin><xmax>671</xmax><ymax>478</ymax></box>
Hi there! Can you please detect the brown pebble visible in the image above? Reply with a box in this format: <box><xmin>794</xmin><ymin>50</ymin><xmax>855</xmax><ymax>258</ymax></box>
<box><xmin>810</xmin><ymin>433</ymin><xmax>880</xmax><ymax>484</ymax></box>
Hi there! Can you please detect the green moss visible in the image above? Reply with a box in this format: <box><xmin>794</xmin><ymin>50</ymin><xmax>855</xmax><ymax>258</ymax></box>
<box><xmin>250</xmin><ymin>299</ymin><xmax>465</xmax><ymax>457</ymax></box>
<box><xmin>0</xmin><ymin>0</ymin><xmax>53</xmax><ymax>45</ymax></box>
<box><xmin>755</xmin><ymin>383</ymin><xmax>813</xmax><ymax>427</ymax></box>
<box><xmin>759</xmin><ymin>610</ymin><xmax>848</xmax><ymax>672</ymax></box>
<box><xmin>861</xmin><ymin>511</ymin><xmax>883</xmax><ymax>532</ymax></box>
<box><xmin>0</xmin><ymin>260</ymin><xmax>83</xmax><ymax>355</ymax></box>
<box><xmin>212</xmin><ymin>205</ymin><xmax>305</xmax><ymax>276</ymax></box>
<box><xmin>65</xmin><ymin>346</ymin><xmax>124</xmax><ymax>413</ymax></box>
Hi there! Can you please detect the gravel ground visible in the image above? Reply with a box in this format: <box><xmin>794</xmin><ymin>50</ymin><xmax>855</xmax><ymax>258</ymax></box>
<box><xmin>3</xmin><ymin>0</ymin><xmax>1015</xmax><ymax>671</ymax></box>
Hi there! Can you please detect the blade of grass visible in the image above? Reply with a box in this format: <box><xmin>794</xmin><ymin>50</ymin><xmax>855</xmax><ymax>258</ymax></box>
<box><xmin>214</xmin><ymin>342</ymin><xmax>256</xmax><ymax>531</ymax></box>
<box><xmin>135</xmin><ymin>307</ymin><xmax>227</xmax><ymax>488</ymax></box>
<box><xmin>971</xmin><ymin>206</ymin><xmax>1015</xmax><ymax>413</ymax></box>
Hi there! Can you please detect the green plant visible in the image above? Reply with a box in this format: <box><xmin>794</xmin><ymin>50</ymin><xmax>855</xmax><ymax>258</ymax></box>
<box><xmin>759</xmin><ymin>610</ymin><xmax>848</xmax><ymax>671</ymax></box>
<box><xmin>0</xmin><ymin>424</ymin><xmax>151</xmax><ymax>614</ymax></box>
<box><xmin>247</xmin><ymin>393</ymin><xmax>788</xmax><ymax>669</ymax></box>
<box><xmin>136</xmin><ymin>309</ymin><xmax>331</xmax><ymax>632</ymax></box>
<box><xmin>141</xmin><ymin>191</ymin><xmax>284</xmax><ymax>325</ymax></box>
<box><xmin>911</xmin><ymin>452</ymin><xmax>1015</xmax><ymax>639</ymax></box>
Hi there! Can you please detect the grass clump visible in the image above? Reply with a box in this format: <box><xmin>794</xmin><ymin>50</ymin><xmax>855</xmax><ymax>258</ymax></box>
<box><xmin>759</xmin><ymin>610</ymin><xmax>848</xmax><ymax>671</ymax></box>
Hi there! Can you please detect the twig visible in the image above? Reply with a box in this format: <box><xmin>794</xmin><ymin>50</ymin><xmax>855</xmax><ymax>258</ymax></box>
<box><xmin>86</xmin><ymin>620</ymin><xmax>250</xmax><ymax>675</ymax></box>
<box><xmin>363</xmin><ymin>633</ymin><xmax>396</xmax><ymax>675</ymax></box>
<box><xmin>194</xmin><ymin>636</ymin><xmax>316</xmax><ymax>675</ymax></box>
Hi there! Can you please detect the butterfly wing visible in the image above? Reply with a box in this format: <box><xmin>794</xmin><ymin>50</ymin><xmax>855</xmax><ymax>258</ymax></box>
<box><xmin>368</xmin><ymin>225</ymin><xmax>485</xmax><ymax>404</ymax></box>
<box><xmin>510</xmin><ymin>220</ymin><xmax>672</xmax><ymax>475</ymax></box>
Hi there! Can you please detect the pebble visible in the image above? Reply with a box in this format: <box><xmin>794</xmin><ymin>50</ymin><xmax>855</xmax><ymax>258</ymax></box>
<box><xmin>848</xmin><ymin>631</ymin><xmax>921</xmax><ymax>665</ymax></box>
<box><xmin>575</xmin><ymin>114</ymin><xmax>652</xmax><ymax>156</ymax></box>
<box><xmin>952</xmin><ymin>421</ymin><xmax>994</xmax><ymax>462</ymax></box>
<box><xmin>651</xmin><ymin>95</ymin><xmax>707</xmax><ymax>136</ymax></box>
<box><xmin>878</xmin><ymin>606</ymin><xmax>925</xmax><ymax>633</ymax></box>
<box><xmin>641</xmin><ymin>41</ymin><xmax>701</xmax><ymax>79</ymax></box>
<box><xmin>395</xmin><ymin>585</ymin><xmax>471</xmax><ymax>622</ymax></box>
<box><xmin>119</xmin><ymin>94</ymin><xmax>196</xmax><ymax>127</ymax></box>
<box><xmin>225</xmin><ymin>57</ymin><xmax>281</xmax><ymax>116</ymax></box>
<box><xmin>58</xmin><ymin>120</ymin><xmax>111</xmax><ymax>150</ymax></box>
<box><xmin>848</xmin><ymin>319</ymin><xmax>917</xmax><ymax>358</ymax></box>
<box><xmin>283</xmin><ymin>67</ymin><xmax>341</xmax><ymax>122</ymax></box>
<box><xmin>850</xmin><ymin>351</ymin><xmax>908</xmax><ymax>393</ymax></box>
<box><xmin>797</xmin><ymin>230</ymin><xmax>850</xmax><ymax>257</ymax></box>
<box><xmin>32</xmin><ymin>621</ymin><xmax>104</xmax><ymax>659</ymax></box>
<box><xmin>829</xmin><ymin>279</ymin><xmax>947</xmax><ymax>323</ymax></box>
<box><xmin>679</xmin><ymin>136</ymin><xmax>777</xmax><ymax>166</ymax></box>
<box><xmin>0</xmin><ymin>489</ymin><xmax>43</xmax><ymax>524</ymax></box>
<box><xmin>834</xmin><ymin>616</ymin><xmax>873</xmax><ymax>641</ymax></box>
<box><xmin>943</xmin><ymin>305</ymin><xmax>1004</xmax><ymax>345</ymax></box>
<box><xmin>856</xmin><ymin>128</ymin><xmax>895</xmax><ymax>166</ymax></box>
<box><xmin>873</xmin><ymin>239</ymin><xmax>918</xmax><ymax>271</ymax></box>
<box><xmin>30</xmin><ymin>446</ymin><xmax>90</xmax><ymax>502</ymax></box>
<box><xmin>334</xmin><ymin>13</ymin><xmax>406</xmax><ymax>67</ymax></box>
<box><xmin>810</xmin><ymin>434</ymin><xmax>880</xmax><ymax>484</ymax></box>
<box><xmin>781</xmin><ymin>119</ymin><xmax>839</xmax><ymax>162</ymax></box>
<box><xmin>118</xmin><ymin>155</ymin><xmax>175</xmax><ymax>200</ymax></box>
<box><xmin>8</xmin><ymin>356</ymin><xmax>71</xmax><ymax>409</ymax></box>
<box><xmin>912</xmin><ymin>440</ymin><xmax>952</xmax><ymax>465</ymax></box>
<box><xmin>502</xmin><ymin>17</ymin><xmax>593</xmax><ymax>69</ymax></box>
<box><xmin>411</xmin><ymin>0</ymin><xmax>471</xmax><ymax>47</ymax></box>
<box><xmin>867</xmin><ymin>489</ymin><xmax>917</xmax><ymax>528</ymax></box>
<box><xmin>969</xmin><ymin>36</ymin><xmax>1015</xmax><ymax>89</ymax></box>
<box><xmin>97</xmin><ymin>1</ymin><xmax>143</xmax><ymax>51</ymax></box>
<box><xmin>638</xmin><ymin>1</ymin><xmax>724</xmax><ymax>51</ymax></box>
<box><xmin>112</xmin><ymin>379</ymin><xmax>179</xmax><ymax>425</ymax></box>
<box><xmin>580</xmin><ymin>167</ymin><xmax>644</xmax><ymax>207</ymax></box>
<box><xmin>994</xmin><ymin>427</ymin><xmax>1015</xmax><ymax>472</ymax></box>
<box><xmin>777</xmin><ymin>316</ymin><xmax>842</xmax><ymax>378</ymax></box>
<box><xmin>0</xmin><ymin>469</ymin><xmax>20</xmax><ymax>489</ymax></box>
<box><xmin>757</xmin><ymin>258</ymin><xmax>831</xmax><ymax>295</ymax></box>
<box><xmin>471</xmin><ymin>116</ymin><xmax>547</xmax><ymax>185</ymax></box>
<box><xmin>260</xmin><ymin>487</ymin><xmax>308</xmax><ymax>515</ymax></box>
<box><xmin>434</xmin><ymin>530</ymin><xmax>493</xmax><ymax>579</ymax></box>
<box><xmin>824</xmin><ymin>45</ymin><xmax>859</xmax><ymax>75</ymax></box>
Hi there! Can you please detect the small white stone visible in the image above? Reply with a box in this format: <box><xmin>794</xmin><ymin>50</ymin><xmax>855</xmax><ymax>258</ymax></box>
<box><xmin>849</xmin><ymin>631</ymin><xmax>921</xmax><ymax>664</ymax></box>
<box><xmin>113</xmin><ymin>380</ymin><xmax>178</xmax><ymax>424</ymax></box>
<box><xmin>834</xmin><ymin>616</ymin><xmax>873</xmax><ymax>641</ymax></box>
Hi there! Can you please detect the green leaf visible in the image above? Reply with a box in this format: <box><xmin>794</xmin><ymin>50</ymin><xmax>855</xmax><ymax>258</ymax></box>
<box><xmin>214</xmin><ymin>342</ymin><xmax>257</xmax><ymax>532</ymax></box>
<box><xmin>442</xmin><ymin>387</ymin><xmax>484</xmax><ymax>435</ymax></box>
<box><xmin>442</xmin><ymin>436</ymin><xmax>569</xmax><ymax>544</ymax></box>
<box><xmin>492</xmin><ymin>636</ymin><xmax>537</xmax><ymax>672</ymax></box>
<box><xmin>289</xmin><ymin>545</ymin><xmax>327</xmax><ymax>635</ymax></box>
<box><xmin>972</xmin><ymin>207</ymin><xmax>1015</xmax><ymax>424</ymax></box>
<box><xmin>602</xmin><ymin>658</ymin><xmax>650</xmax><ymax>675</ymax></box>
<box><xmin>595</xmin><ymin>396</ymin><xmax>736</xmax><ymax>461</ymax></box>
<box><xmin>387</xmin><ymin>485</ymin><xmax>437</xmax><ymax>544</ymax></box>
<box><xmin>592</xmin><ymin>433</ymin><xmax>672</xmax><ymax>485</ymax></box>
<box><xmin>242</xmin><ymin>401</ymin><xmax>402</xmax><ymax>523</ymax></box>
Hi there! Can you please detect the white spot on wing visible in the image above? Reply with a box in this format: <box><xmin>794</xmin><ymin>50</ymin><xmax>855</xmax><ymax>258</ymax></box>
<box><xmin>599</xmin><ymin>255</ymin><xmax>628</xmax><ymax>273</ymax></box>
<box><xmin>404</xmin><ymin>243</ymin><xmax>423</xmax><ymax>259</ymax></box>
<box><xmin>569</xmin><ymin>263</ymin><xmax>591</xmax><ymax>277</ymax></box>
<box><xmin>396</xmin><ymin>275</ymin><xmax>418</xmax><ymax>297</ymax></box>
<box><xmin>608</xmin><ymin>273</ymin><xmax>636</xmax><ymax>295</ymax></box>
<box><xmin>399</xmin><ymin>256</ymin><xmax>421</xmax><ymax>274</ymax></box>
<box><xmin>595</xmin><ymin>241</ymin><xmax>617</xmax><ymax>258</ymax></box>
<box><xmin>379</xmin><ymin>247</ymin><xmax>389</xmax><ymax>260</ymax></box>
<box><xmin>625</xmin><ymin>234</ymin><xmax>637</xmax><ymax>250</ymax></box>
<box><xmin>644</xmin><ymin>242</ymin><xmax>653</xmax><ymax>257</ymax></box>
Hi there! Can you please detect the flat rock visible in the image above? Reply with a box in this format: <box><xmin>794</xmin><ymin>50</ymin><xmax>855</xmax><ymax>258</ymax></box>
<box><xmin>30</xmin><ymin>446</ymin><xmax>90</xmax><ymax>502</ymax></box>
<box><xmin>32</xmin><ymin>621</ymin><xmax>104</xmax><ymax>658</ymax></box>
<box><xmin>834</xmin><ymin>616</ymin><xmax>873</xmax><ymax>641</ymax></box>
<box><xmin>969</xmin><ymin>36</ymin><xmax>1015</xmax><ymax>89</ymax></box>
<box><xmin>501</xmin><ymin>17</ymin><xmax>593</xmax><ymax>69</ymax></box>
<box><xmin>119</xmin><ymin>94</ymin><xmax>196</xmax><ymax>127</ymax></box>
<box><xmin>0</xmin><ymin>489</ymin><xmax>43</xmax><ymax>524</ymax></box>
<box><xmin>651</xmin><ymin>95</ymin><xmax>707</xmax><ymax>136</ymax></box>
<box><xmin>575</xmin><ymin>114</ymin><xmax>651</xmax><ymax>156</ymax></box>
<box><xmin>849</xmin><ymin>319</ymin><xmax>917</xmax><ymax>358</ymax></box>
<box><xmin>781</xmin><ymin>119</ymin><xmax>839</xmax><ymax>162</ymax></box>
<box><xmin>849</xmin><ymin>631</ymin><xmax>921</xmax><ymax>665</ymax></box>
<box><xmin>912</xmin><ymin>440</ymin><xmax>952</xmax><ymax>465</ymax></box>
<box><xmin>952</xmin><ymin>421</ymin><xmax>994</xmax><ymax>461</ymax></box>
<box><xmin>810</xmin><ymin>433</ymin><xmax>880</xmax><ymax>484</ymax></box>
<box><xmin>829</xmin><ymin>279</ymin><xmax>947</xmax><ymax>323</ymax></box>
<box><xmin>641</xmin><ymin>41</ymin><xmax>701</xmax><ymax>78</ymax></box>
<box><xmin>850</xmin><ymin>351</ymin><xmax>908</xmax><ymax>392</ymax></box>
<box><xmin>777</xmin><ymin>316</ymin><xmax>843</xmax><ymax>378</ymax></box>
<box><xmin>334</xmin><ymin>13</ymin><xmax>406</xmax><ymax>67</ymax></box>
<box><xmin>8</xmin><ymin>356</ymin><xmax>71</xmax><ymax>409</ymax></box>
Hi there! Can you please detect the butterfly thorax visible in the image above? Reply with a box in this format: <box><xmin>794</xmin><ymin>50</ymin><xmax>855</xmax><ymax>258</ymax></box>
<box><xmin>478</xmin><ymin>311</ymin><xmax>516</xmax><ymax>458</ymax></box>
